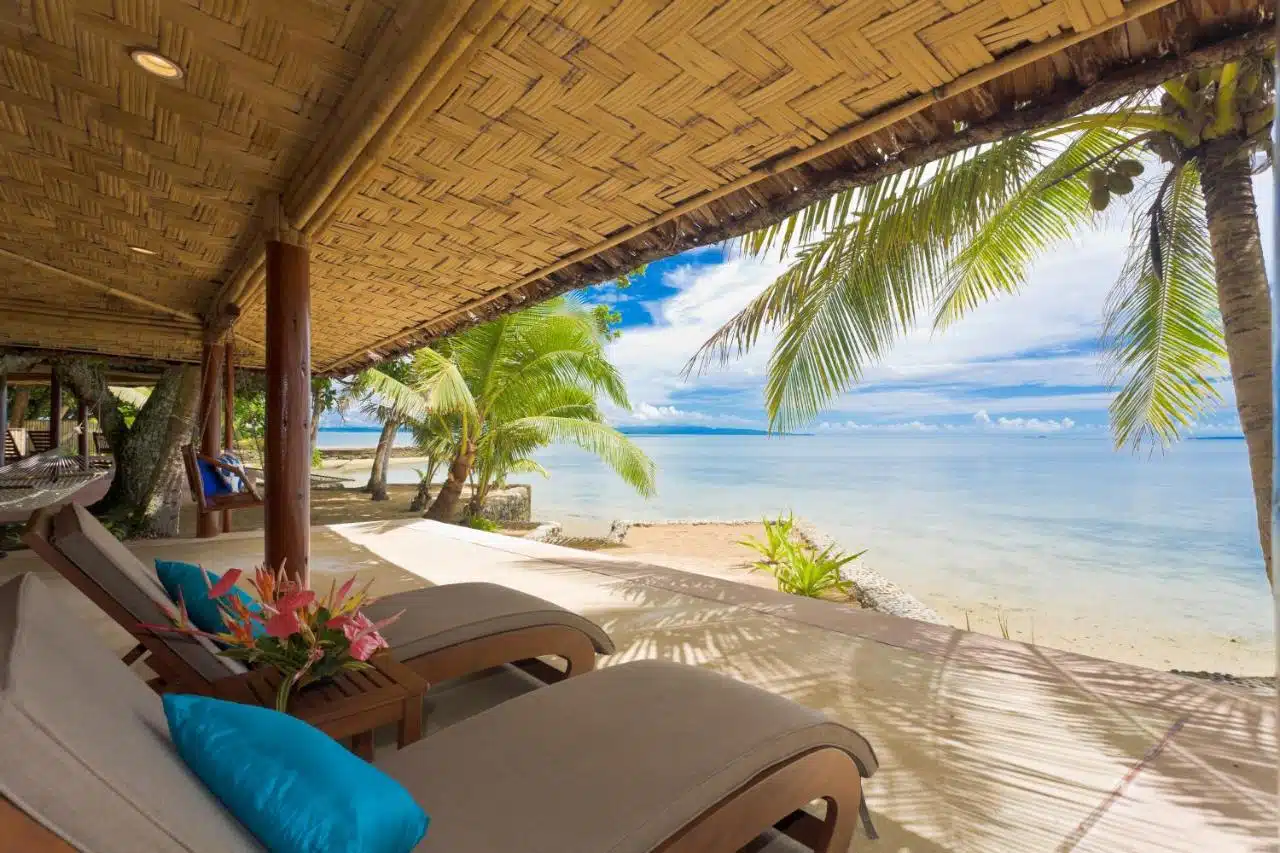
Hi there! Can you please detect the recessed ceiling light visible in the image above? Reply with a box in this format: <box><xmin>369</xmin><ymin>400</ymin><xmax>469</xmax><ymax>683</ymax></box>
<box><xmin>128</xmin><ymin>245</ymin><xmax>157</xmax><ymax>256</ymax></box>
<box><xmin>129</xmin><ymin>49</ymin><xmax>184</xmax><ymax>80</ymax></box>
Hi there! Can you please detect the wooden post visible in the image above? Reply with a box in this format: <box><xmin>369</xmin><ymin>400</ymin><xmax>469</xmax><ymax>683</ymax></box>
<box><xmin>223</xmin><ymin>343</ymin><xmax>235</xmax><ymax>534</ymax></box>
<box><xmin>77</xmin><ymin>398</ymin><xmax>89</xmax><ymax>470</ymax></box>
<box><xmin>48</xmin><ymin>371</ymin><xmax>62</xmax><ymax>450</ymax></box>
<box><xmin>196</xmin><ymin>341</ymin><xmax>224</xmax><ymax>539</ymax></box>
<box><xmin>0</xmin><ymin>373</ymin><xmax>7</xmax><ymax>468</ymax></box>
<box><xmin>265</xmin><ymin>233</ymin><xmax>311</xmax><ymax>587</ymax></box>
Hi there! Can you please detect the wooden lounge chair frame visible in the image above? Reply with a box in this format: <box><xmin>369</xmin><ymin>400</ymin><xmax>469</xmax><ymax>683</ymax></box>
<box><xmin>21</xmin><ymin>506</ymin><xmax>602</xmax><ymax>694</ymax></box>
<box><xmin>181</xmin><ymin>444</ymin><xmax>263</xmax><ymax>515</ymax></box>
<box><xmin>1</xmin><ymin>752</ymin><xmax>863</xmax><ymax>853</ymax></box>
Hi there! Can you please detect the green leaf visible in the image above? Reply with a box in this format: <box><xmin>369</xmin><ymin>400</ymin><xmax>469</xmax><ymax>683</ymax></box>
<box><xmin>1102</xmin><ymin>161</ymin><xmax>1225</xmax><ymax>450</ymax></box>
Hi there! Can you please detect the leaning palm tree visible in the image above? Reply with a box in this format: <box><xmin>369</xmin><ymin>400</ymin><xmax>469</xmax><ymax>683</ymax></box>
<box><xmin>361</xmin><ymin>297</ymin><xmax>656</xmax><ymax>521</ymax></box>
<box><xmin>691</xmin><ymin>59</ymin><xmax>1275</xmax><ymax>583</ymax></box>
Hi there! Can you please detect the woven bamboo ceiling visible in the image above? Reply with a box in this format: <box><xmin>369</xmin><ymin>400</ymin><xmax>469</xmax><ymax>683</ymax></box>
<box><xmin>0</xmin><ymin>0</ymin><xmax>1271</xmax><ymax>373</ymax></box>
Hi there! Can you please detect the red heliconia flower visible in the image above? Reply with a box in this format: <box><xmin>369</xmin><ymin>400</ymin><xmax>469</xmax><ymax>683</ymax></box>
<box><xmin>206</xmin><ymin>568</ymin><xmax>243</xmax><ymax>600</ymax></box>
<box><xmin>276</xmin><ymin>589</ymin><xmax>316</xmax><ymax>614</ymax></box>
<box><xmin>265</xmin><ymin>608</ymin><xmax>303</xmax><ymax>639</ymax></box>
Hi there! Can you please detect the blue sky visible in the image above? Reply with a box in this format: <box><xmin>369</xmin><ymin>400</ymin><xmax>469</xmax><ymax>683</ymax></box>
<box><xmin>583</xmin><ymin>173</ymin><xmax>1275</xmax><ymax>438</ymax></box>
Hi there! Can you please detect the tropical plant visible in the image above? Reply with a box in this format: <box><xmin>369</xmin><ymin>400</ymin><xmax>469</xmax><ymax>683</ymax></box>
<box><xmin>359</xmin><ymin>297</ymin><xmax>656</xmax><ymax>522</ymax></box>
<box><xmin>465</xmin><ymin>516</ymin><xmax>499</xmax><ymax>533</ymax></box>
<box><xmin>692</xmin><ymin>59</ymin><xmax>1276</xmax><ymax>582</ymax></box>
<box><xmin>348</xmin><ymin>360</ymin><xmax>417</xmax><ymax>501</ymax></box>
<box><xmin>751</xmin><ymin>538</ymin><xmax>864</xmax><ymax>599</ymax></box>
<box><xmin>737</xmin><ymin>513</ymin><xmax>797</xmax><ymax>566</ymax></box>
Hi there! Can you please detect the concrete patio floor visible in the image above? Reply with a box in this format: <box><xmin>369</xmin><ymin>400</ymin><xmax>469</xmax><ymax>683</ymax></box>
<box><xmin>2</xmin><ymin>518</ymin><xmax>1274</xmax><ymax>852</ymax></box>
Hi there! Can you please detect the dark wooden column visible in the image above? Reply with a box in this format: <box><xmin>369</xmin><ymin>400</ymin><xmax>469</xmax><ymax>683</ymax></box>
<box><xmin>48</xmin><ymin>370</ymin><xmax>62</xmax><ymax>450</ymax></box>
<box><xmin>77</xmin><ymin>398</ymin><xmax>89</xmax><ymax>469</ymax></box>
<box><xmin>222</xmin><ymin>343</ymin><xmax>236</xmax><ymax>534</ymax></box>
<box><xmin>196</xmin><ymin>341</ymin><xmax>225</xmax><ymax>539</ymax></box>
<box><xmin>265</xmin><ymin>235</ymin><xmax>311</xmax><ymax>587</ymax></box>
<box><xmin>0</xmin><ymin>373</ymin><xmax>7</xmax><ymax>467</ymax></box>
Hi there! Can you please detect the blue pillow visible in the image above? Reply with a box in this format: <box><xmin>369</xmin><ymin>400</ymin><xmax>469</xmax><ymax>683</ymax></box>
<box><xmin>216</xmin><ymin>452</ymin><xmax>245</xmax><ymax>493</ymax></box>
<box><xmin>197</xmin><ymin>458</ymin><xmax>233</xmax><ymax>497</ymax></box>
<box><xmin>164</xmin><ymin>694</ymin><xmax>428</xmax><ymax>853</ymax></box>
<box><xmin>155</xmin><ymin>561</ymin><xmax>264</xmax><ymax>637</ymax></box>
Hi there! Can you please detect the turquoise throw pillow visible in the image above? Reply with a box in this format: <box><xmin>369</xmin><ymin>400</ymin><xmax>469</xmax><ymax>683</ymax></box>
<box><xmin>163</xmin><ymin>695</ymin><xmax>428</xmax><ymax>853</ymax></box>
<box><xmin>155</xmin><ymin>561</ymin><xmax>263</xmax><ymax>637</ymax></box>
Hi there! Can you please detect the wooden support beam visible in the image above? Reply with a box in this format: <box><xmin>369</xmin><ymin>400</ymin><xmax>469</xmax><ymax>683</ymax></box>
<box><xmin>0</xmin><ymin>247</ymin><xmax>201</xmax><ymax>324</ymax></box>
<box><xmin>77</xmin><ymin>398</ymin><xmax>89</xmax><ymax>470</ymax></box>
<box><xmin>196</xmin><ymin>341</ymin><xmax>224</xmax><ymax>539</ymax></box>
<box><xmin>0</xmin><ymin>372</ymin><xmax>7</xmax><ymax>468</ymax></box>
<box><xmin>48</xmin><ymin>371</ymin><xmax>62</xmax><ymax>450</ymax></box>
<box><xmin>264</xmin><ymin>232</ymin><xmax>311</xmax><ymax>586</ymax></box>
<box><xmin>223</xmin><ymin>343</ymin><xmax>235</xmax><ymax>534</ymax></box>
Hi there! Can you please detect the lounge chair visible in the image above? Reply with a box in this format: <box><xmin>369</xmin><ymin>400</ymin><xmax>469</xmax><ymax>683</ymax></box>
<box><xmin>0</xmin><ymin>573</ymin><xmax>879</xmax><ymax>852</ymax></box>
<box><xmin>22</xmin><ymin>503</ymin><xmax>612</xmax><ymax>693</ymax></box>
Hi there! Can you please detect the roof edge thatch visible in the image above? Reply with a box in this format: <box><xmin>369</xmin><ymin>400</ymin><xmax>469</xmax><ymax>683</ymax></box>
<box><xmin>325</xmin><ymin>22</ymin><xmax>1274</xmax><ymax>376</ymax></box>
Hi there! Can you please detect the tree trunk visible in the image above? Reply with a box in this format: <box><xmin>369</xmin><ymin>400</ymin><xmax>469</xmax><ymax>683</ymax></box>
<box><xmin>8</xmin><ymin>388</ymin><xmax>28</xmax><ymax>426</ymax></box>
<box><xmin>366</xmin><ymin>418</ymin><xmax>399</xmax><ymax>501</ymax></box>
<box><xmin>137</xmin><ymin>368</ymin><xmax>202</xmax><ymax>537</ymax></box>
<box><xmin>425</xmin><ymin>441</ymin><xmax>475</xmax><ymax>521</ymax></box>
<box><xmin>310</xmin><ymin>397</ymin><xmax>322</xmax><ymax>458</ymax></box>
<box><xmin>1199</xmin><ymin>139</ymin><xmax>1273</xmax><ymax>584</ymax></box>
<box><xmin>59</xmin><ymin>361</ymin><xmax>200</xmax><ymax>535</ymax></box>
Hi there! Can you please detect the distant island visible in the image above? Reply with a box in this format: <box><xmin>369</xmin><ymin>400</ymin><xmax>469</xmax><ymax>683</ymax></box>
<box><xmin>615</xmin><ymin>425</ymin><xmax>800</xmax><ymax>436</ymax></box>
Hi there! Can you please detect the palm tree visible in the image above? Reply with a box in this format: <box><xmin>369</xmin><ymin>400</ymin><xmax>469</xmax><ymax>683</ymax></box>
<box><xmin>691</xmin><ymin>59</ymin><xmax>1275</xmax><ymax>583</ymax></box>
<box><xmin>362</xmin><ymin>297</ymin><xmax>656</xmax><ymax>521</ymax></box>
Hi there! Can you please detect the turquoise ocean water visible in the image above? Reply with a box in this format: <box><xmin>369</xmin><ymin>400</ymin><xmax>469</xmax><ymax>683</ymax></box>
<box><xmin>319</xmin><ymin>429</ymin><xmax>1271</xmax><ymax>648</ymax></box>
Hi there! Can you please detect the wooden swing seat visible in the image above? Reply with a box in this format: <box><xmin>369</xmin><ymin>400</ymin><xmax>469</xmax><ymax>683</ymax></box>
<box><xmin>181</xmin><ymin>444</ymin><xmax>262</xmax><ymax>515</ymax></box>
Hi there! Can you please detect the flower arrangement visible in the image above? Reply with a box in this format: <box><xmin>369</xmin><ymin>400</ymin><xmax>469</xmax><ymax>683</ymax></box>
<box><xmin>144</xmin><ymin>566</ymin><xmax>402</xmax><ymax>712</ymax></box>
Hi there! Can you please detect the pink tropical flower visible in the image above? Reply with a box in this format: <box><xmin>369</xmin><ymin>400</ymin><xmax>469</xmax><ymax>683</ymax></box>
<box><xmin>265</xmin><ymin>608</ymin><xmax>303</xmax><ymax>639</ymax></box>
<box><xmin>206</xmin><ymin>568</ymin><xmax>243</xmax><ymax>600</ymax></box>
<box><xmin>336</xmin><ymin>611</ymin><xmax>397</xmax><ymax>661</ymax></box>
<box><xmin>275</xmin><ymin>589</ymin><xmax>316</xmax><ymax>613</ymax></box>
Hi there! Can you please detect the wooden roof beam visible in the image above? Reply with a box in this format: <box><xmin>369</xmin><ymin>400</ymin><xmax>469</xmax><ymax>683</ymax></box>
<box><xmin>209</xmin><ymin>0</ymin><xmax>513</xmax><ymax>319</ymax></box>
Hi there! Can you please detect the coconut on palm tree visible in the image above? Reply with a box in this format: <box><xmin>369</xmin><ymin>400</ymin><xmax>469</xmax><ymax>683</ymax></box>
<box><xmin>362</xmin><ymin>297</ymin><xmax>655</xmax><ymax>522</ymax></box>
<box><xmin>691</xmin><ymin>58</ymin><xmax>1275</xmax><ymax>582</ymax></box>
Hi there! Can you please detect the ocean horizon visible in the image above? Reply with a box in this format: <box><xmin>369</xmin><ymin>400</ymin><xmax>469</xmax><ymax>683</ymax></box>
<box><xmin>317</xmin><ymin>427</ymin><xmax>1271</xmax><ymax>665</ymax></box>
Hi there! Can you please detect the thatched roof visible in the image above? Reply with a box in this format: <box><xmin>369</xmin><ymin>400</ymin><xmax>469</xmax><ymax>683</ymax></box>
<box><xmin>0</xmin><ymin>0</ymin><xmax>1272</xmax><ymax>373</ymax></box>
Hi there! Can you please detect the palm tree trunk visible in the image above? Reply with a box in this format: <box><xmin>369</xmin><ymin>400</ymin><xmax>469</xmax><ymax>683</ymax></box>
<box><xmin>365</xmin><ymin>418</ymin><xmax>399</xmax><ymax>501</ymax></box>
<box><xmin>1199</xmin><ymin>139</ymin><xmax>1273</xmax><ymax>584</ymax></box>
<box><xmin>425</xmin><ymin>441</ymin><xmax>475</xmax><ymax>521</ymax></box>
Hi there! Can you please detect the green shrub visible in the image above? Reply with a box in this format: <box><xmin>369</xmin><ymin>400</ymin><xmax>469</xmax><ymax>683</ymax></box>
<box><xmin>742</xmin><ymin>514</ymin><xmax>865</xmax><ymax>599</ymax></box>
<box><xmin>465</xmin><ymin>516</ymin><xmax>499</xmax><ymax>533</ymax></box>
<box><xmin>737</xmin><ymin>513</ymin><xmax>795</xmax><ymax>565</ymax></box>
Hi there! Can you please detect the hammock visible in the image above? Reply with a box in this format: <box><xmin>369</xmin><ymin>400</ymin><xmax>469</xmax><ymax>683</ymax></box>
<box><xmin>0</xmin><ymin>451</ymin><xmax>113</xmax><ymax>525</ymax></box>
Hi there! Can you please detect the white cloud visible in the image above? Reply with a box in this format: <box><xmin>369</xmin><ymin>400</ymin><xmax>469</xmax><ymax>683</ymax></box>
<box><xmin>974</xmin><ymin>409</ymin><xmax>1075</xmax><ymax>431</ymax></box>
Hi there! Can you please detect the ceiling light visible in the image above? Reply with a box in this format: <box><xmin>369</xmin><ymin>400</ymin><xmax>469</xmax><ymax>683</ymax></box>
<box><xmin>128</xmin><ymin>245</ymin><xmax>157</xmax><ymax>256</ymax></box>
<box><xmin>130</xmin><ymin>49</ymin><xmax>184</xmax><ymax>80</ymax></box>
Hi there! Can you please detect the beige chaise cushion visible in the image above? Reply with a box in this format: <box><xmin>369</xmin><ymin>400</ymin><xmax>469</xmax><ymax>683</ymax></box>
<box><xmin>376</xmin><ymin>659</ymin><xmax>877</xmax><ymax>852</ymax></box>
<box><xmin>0</xmin><ymin>574</ymin><xmax>262</xmax><ymax>853</ymax></box>
<box><xmin>53</xmin><ymin>502</ymin><xmax>243</xmax><ymax>681</ymax></box>
<box><xmin>364</xmin><ymin>582</ymin><xmax>616</xmax><ymax>660</ymax></box>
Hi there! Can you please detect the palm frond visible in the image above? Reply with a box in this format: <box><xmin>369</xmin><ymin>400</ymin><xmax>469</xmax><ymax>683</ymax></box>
<box><xmin>692</xmin><ymin>134</ymin><xmax>1051</xmax><ymax>431</ymax></box>
<box><xmin>352</xmin><ymin>368</ymin><xmax>433</xmax><ymax>423</ymax></box>
<box><xmin>935</xmin><ymin>125</ymin><xmax>1131</xmax><ymax>326</ymax></box>
<box><xmin>1102</xmin><ymin>161</ymin><xmax>1225</xmax><ymax>449</ymax></box>
<box><xmin>505</xmin><ymin>416</ymin><xmax>656</xmax><ymax>497</ymax></box>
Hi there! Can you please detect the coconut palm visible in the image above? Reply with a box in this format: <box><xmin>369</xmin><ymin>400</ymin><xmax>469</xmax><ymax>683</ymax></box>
<box><xmin>691</xmin><ymin>59</ymin><xmax>1275</xmax><ymax>582</ymax></box>
<box><xmin>361</xmin><ymin>297</ymin><xmax>656</xmax><ymax>521</ymax></box>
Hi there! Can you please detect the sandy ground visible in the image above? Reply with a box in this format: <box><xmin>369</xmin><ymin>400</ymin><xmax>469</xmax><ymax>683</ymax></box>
<box><xmin>178</xmin><ymin>483</ymin><xmax>426</xmax><ymax>534</ymax></box>
<box><xmin>608</xmin><ymin>523</ymin><xmax>784</xmax><ymax>593</ymax></box>
<box><xmin>600</xmin><ymin>522</ymin><xmax>1272</xmax><ymax>675</ymax></box>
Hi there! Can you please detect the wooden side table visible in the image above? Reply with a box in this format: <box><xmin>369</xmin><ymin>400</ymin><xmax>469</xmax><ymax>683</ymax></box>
<box><xmin>211</xmin><ymin>653</ymin><xmax>427</xmax><ymax>759</ymax></box>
